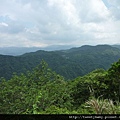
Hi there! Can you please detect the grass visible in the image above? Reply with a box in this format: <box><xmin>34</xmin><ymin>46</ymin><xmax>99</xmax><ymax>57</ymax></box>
<box><xmin>86</xmin><ymin>97</ymin><xmax>120</xmax><ymax>114</ymax></box>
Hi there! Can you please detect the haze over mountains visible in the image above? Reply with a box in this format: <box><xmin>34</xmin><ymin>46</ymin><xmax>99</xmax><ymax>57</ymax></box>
<box><xmin>0</xmin><ymin>44</ymin><xmax>120</xmax><ymax>80</ymax></box>
<box><xmin>0</xmin><ymin>45</ymin><xmax>74</xmax><ymax>56</ymax></box>
<box><xmin>0</xmin><ymin>44</ymin><xmax>120</xmax><ymax>56</ymax></box>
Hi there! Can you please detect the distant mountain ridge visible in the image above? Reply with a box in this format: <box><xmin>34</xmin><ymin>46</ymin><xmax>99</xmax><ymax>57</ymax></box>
<box><xmin>0</xmin><ymin>44</ymin><xmax>120</xmax><ymax>80</ymax></box>
<box><xmin>0</xmin><ymin>45</ymin><xmax>73</xmax><ymax>56</ymax></box>
<box><xmin>112</xmin><ymin>45</ymin><xmax>120</xmax><ymax>49</ymax></box>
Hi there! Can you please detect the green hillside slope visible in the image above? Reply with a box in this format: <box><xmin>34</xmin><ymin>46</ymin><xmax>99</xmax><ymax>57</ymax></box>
<box><xmin>0</xmin><ymin>45</ymin><xmax>120</xmax><ymax>79</ymax></box>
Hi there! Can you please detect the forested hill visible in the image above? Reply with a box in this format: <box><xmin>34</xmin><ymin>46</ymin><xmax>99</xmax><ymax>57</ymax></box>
<box><xmin>0</xmin><ymin>45</ymin><xmax>120</xmax><ymax>79</ymax></box>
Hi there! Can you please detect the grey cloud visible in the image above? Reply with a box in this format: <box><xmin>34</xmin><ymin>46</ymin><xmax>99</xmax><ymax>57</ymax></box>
<box><xmin>0</xmin><ymin>19</ymin><xmax>25</xmax><ymax>34</ymax></box>
<box><xmin>110</xmin><ymin>7</ymin><xmax>120</xmax><ymax>20</ymax></box>
<box><xmin>0</xmin><ymin>0</ymin><xmax>120</xmax><ymax>47</ymax></box>
<box><xmin>106</xmin><ymin>0</ymin><xmax>120</xmax><ymax>20</ymax></box>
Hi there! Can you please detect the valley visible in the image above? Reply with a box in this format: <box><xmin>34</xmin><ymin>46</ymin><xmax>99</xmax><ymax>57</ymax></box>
<box><xmin>0</xmin><ymin>44</ymin><xmax>120</xmax><ymax>80</ymax></box>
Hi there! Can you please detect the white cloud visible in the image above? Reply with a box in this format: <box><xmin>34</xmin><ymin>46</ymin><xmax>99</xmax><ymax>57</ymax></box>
<box><xmin>0</xmin><ymin>22</ymin><xmax>8</xmax><ymax>27</ymax></box>
<box><xmin>76</xmin><ymin>0</ymin><xmax>110</xmax><ymax>23</ymax></box>
<box><xmin>0</xmin><ymin>0</ymin><xmax>120</xmax><ymax>47</ymax></box>
<box><xmin>48</xmin><ymin>0</ymin><xmax>81</xmax><ymax>27</ymax></box>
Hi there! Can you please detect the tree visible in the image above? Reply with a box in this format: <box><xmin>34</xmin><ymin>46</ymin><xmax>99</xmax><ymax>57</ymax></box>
<box><xmin>107</xmin><ymin>59</ymin><xmax>120</xmax><ymax>102</ymax></box>
<box><xmin>0</xmin><ymin>60</ymin><xmax>73</xmax><ymax>114</ymax></box>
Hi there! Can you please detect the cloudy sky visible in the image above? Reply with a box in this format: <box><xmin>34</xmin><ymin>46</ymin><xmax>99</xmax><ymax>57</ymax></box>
<box><xmin>0</xmin><ymin>0</ymin><xmax>120</xmax><ymax>47</ymax></box>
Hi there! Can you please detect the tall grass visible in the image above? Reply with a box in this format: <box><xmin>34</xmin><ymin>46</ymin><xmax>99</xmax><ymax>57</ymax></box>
<box><xmin>86</xmin><ymin>97</ymin><xmax>120</xmax><ymax>114</ymax></box>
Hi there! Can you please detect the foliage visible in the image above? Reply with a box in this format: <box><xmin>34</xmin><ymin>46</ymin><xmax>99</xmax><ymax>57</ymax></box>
<box><xmin>106</xmin><ymin>59</ymin><xmax>120</xmax><ymax>101</ymax></box>
<box><xmin>0</xmin><ymin>59</ymin><xmax>120</xmax><ymax>114</ymax></box>
<box><xmin>1</xmin><ymin>45</ymin><xmax>120</xmax><ymax>80</ymax></box>
<box><xmin>0</xmin><ymin>60</ymin><xmax>72</xmax><ymax>114</ymax></box>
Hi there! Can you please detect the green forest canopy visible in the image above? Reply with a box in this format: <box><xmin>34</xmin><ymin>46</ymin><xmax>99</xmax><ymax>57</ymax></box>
<box><xmin>0</xmin><ymin>59</ymin><xmax>120</xmax><ymax>114</ymax></box>
<box><xmin>1</xmin><ymin>45</ymin><xmax>120</xmax><ymax>80</ymax></box>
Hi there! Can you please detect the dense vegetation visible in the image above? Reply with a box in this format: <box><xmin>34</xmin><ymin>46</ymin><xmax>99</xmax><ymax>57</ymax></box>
<box><xmin>1</xmin><ymin>45</ymin><xmax>120</xmax><ymax>80</ymax></box>
<box><xmin>0</xmin><ymin>59</ymin><xmax>120</xmax><ymax>114</ymax></box>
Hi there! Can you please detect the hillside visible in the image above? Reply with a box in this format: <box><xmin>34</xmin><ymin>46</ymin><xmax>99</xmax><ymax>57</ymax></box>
<box><xmin>0</xmin><ymin>59</ymin><xmax>120</xmax><ymax>114</ymax></box>
<box><xmin>112</xmin><ymin>45</ymin><xmax>120</xmax><ymax>50</ymax></box>
<box><xmin>0</xmin><ymin>45</ymin><xmax>120</xmax><ymax>79</ymax></box>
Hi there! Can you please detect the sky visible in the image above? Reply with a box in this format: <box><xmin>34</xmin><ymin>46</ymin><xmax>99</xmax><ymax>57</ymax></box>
<box><xmin>0</xmin><ymin>0</ymin><xmax>120</xmax><ymax>47</ymax></box>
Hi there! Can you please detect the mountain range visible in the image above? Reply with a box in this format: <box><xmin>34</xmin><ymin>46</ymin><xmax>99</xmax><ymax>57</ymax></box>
<box><xmin>0</xmin><ymin>45</ymin><xmax>73</xmax><ymax>56</ymax></box>
<box><xmin>0</xmin><ymin>44</ymin><xmax>120</xmax><ymax>80</ymax></box>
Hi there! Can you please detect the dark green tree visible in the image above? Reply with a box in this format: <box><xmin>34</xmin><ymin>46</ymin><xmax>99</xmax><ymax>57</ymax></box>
<box><xmin>107</xmin><ymin>59</ymin><xmax>120</xmax><ymax>102</ymax></box>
